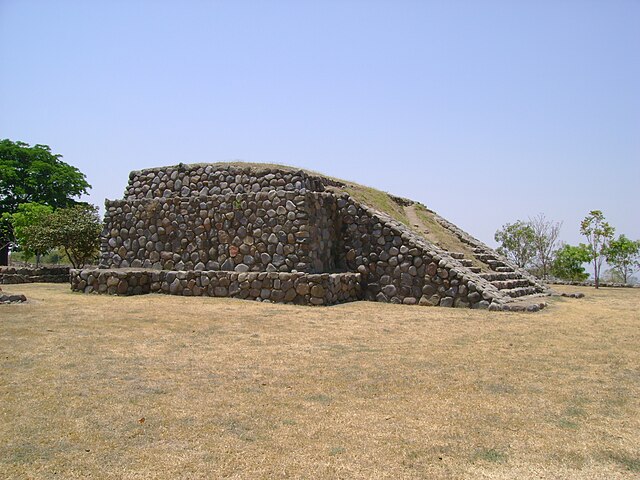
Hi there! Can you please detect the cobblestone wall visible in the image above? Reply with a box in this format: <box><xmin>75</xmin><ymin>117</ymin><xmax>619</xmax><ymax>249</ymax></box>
<box><xmin>124</xmin><ymin>164</ymin><xmax>344</xmax><ymax>200</ymax></box>
<box><xmin>336</xmin><ymin>196</ymin><xmax>503</xmax><ymax>308</ymax></box>
<box><xmin>0</xmin><ymin>266</ymin><xmax>70</xmax><ymax>284</ymax></box>
<box><xmin>101</xmin><ymin>191</ymin><xmax>343</xmax><ymax>274</ymax></box>
<box><xmin>71</xmin><ymin>269</ymin><xmax>361</xmax><ymax>306</ymax></box>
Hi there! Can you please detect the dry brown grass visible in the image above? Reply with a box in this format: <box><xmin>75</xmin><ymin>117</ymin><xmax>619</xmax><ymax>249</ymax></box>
<box><xmin>408</xmin><ymin>205</ymin><xmax>488</xmax><ymax>271</ymax></box>
<box><xmin>1</xmin><ymin>284</ymin><xmax>639</xmax><ymax>479</ymax></box>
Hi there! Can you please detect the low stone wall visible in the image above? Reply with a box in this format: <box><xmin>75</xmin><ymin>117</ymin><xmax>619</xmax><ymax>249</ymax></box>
<box><xmin>70</xmin><ymin>269</ymin><xmax>361</xmax><ymax>306</ymax></box>
<box><xmin>0</xmin><ymin>266</ymin><xmax>70</xmax><ymax>284</ymax></box>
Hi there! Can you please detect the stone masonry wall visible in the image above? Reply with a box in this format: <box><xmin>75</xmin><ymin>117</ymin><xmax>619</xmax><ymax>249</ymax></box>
<box><xmin>71</xmin><ymin>269</ymin><xmax>361</xmax><ymax>306</ymax></box>
<box><xmin>0</xmin><ymin>266</ymin><xmax>70</xmax><ymax>284</ymax></box>
<box><xmin>125</xmin><ymin>164</ymin><xmax>344</xmax><ymax>200</ymax></box>
<box><xmin>101</xmin><ymin>191</ymin><xmax>343</xmax><ymax>274</ymax></box>
<box><xmin>83</xmin><ymin>163</ymin><xmax>537</xmax><ymax>309</ymax></box>
<box><xmin>336</xmin><ymin>195</ymin><xmax>505</xmax><ymax>308</ymax></box>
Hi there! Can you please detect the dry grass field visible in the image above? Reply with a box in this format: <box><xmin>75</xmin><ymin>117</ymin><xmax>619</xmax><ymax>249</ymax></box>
<box><xmin>1</xmin><ymin>284</ymin><xmax>639</xmax><ymax>479</ymax></box>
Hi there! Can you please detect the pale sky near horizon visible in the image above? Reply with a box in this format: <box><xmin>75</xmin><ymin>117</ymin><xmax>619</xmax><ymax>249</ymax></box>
<box><xmin>1</xmin><ymin>0</ymin><xmax>638</xmax><ymax>250</ymax></box>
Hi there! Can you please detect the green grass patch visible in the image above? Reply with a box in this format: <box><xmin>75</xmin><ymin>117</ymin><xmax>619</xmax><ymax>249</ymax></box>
<box><xmin>556</xmin><ymin>418</ymin><xmax>579</xmax><ymax>429</ymax></box>
<box><xmin>607</xmin><ymin>452</ymin><xmax>640</xmax><ymax>472</ymax></box>
<box><xmin>341</xmin><ymin>184</ymin><xmax>410</xmax><ymax>226</ymax></box>
<box><xmin>306</xmin><ymin>394</ymin><xmax>333</xmax><ymax>405</ymax></box>
<box><xmin>328</xmin><ymin>446</ymin><xmax>346</xmax><ymax>456</ymax></box>
<box><xmin>474</xmin><ymin>448</ymin><xmax>507</xmax><ymax>463</ymax></box>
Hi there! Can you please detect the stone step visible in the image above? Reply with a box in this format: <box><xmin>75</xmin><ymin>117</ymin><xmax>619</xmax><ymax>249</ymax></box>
<box><xmin>459</xmin><ymin>259</ymin><xmax>473</xmax><ymax>267</ymax></box>
<box><xmin>475</xmin><ymin>253</ymin><xmax>497</xmax><ymax>262</ymax></box>
<box><xmin>501</xmin><ymin>286</ymin><xmax>540</xmax><ymax>298</ymax></box>
<box><xmin>470</xmin><ymin>267</ymin><xmax>482</xmax><ymax>274</ymax></box>
<box><xmin>487</xmin><ymin>260</ymin><xmax>511</xmax><ymax>270</ymax></box>
<box><xmin>495</xmin><ymin>266</ymin><xmax>515</xmax><ymax>273</ymax></box>
<box><xmin>491</xmin><ymin>279</ymin><xmax>532</xmax><ymax>290</ymax></box>
<box><xmin>449</xmin><ymin>252</ymin><xmax>465</xmax><ymax>259</ymax></box>
<box><xmin>479</xmin><ymin>272</ymin><xmax>522</xmax><ymax>281</ymax></box>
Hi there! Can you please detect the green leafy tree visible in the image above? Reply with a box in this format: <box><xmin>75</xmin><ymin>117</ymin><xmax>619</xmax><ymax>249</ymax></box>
<box><xmin>606</xmin><ymin>235</ymin><xmax>640</xmax><ymax>284</ymax></box>
<box><xmin>552</xmin><ymin>244</ymin><xmax>591</xmax><ymax>282</ymax></box>
<box><xmin>494</xmin><ymin>221</ymin><xmax>536</xmax><ymax>269</ymax></box>
<box><xmin>580</xmin><ymin>210</ymin><xmax>615</xmax><ymax>289</ymax></box>
<box><xmin>2</xmin><ymin>203</ymin><xmax>53</xmax><ymax>266</ymax></box>
<box><xmin>45</xmin><ymin>205</ymin><xmax>102</xmax><ymax>268</ymax></box>
<box><xmin>0</xmin><ymin>139</ymin><xmax>90</xmax><ymax>265</ymax></box>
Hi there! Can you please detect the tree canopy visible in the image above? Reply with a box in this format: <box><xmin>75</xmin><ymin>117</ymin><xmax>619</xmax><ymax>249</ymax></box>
<box><xmin>20</xmin><ymin>204</ymin><xmax>102</xmax><ymax>269</ymax></box>
<box><xmin>552</xmin><ymin>244</ymin><xmax>591</xmax><ymax>282</ymax></box>
<box><xmin>494</xmin><ymin>221</ymin><xmax>536</xmax><ymax>269</ymax></box>
<box><xmin>2</xmin><ymin>202</ymin><xmax>53</xmax><ymax>265</ymax></box>
<box><xmin>606</xmin><ymin>234</ymin><xmax>640</xmax><ymax>284</ymax></box>
<box><xmin>0</xmin><ymin>139</ymin><xmax>91</xmax><ymax>265</ymax></box>
<box><xmin>580</xmin><ymin>210</ymin><xmax>614</xmax><ymax>289</ymax></box>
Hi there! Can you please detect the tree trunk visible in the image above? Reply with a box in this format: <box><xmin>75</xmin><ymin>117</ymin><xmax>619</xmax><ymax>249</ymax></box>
<box><xmin>594</xmin><ymin>260</ymin><xmax>599</xmax><ymax>289</ymax></box>
<box><xmin>0</xmin><ymin>239</ymin><xmax>8</xmax><ymax>266</ymax></box>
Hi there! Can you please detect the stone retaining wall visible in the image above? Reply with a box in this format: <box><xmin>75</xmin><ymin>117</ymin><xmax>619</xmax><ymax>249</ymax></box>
<box><xmin>71</xmin><ymin>269</ymin><xmax>361</xmax><ymax>306</ymax></box>
<box><xmin>125</xmin><ymin>164</ymin><xmax>345</xmax><ymax>200</ymax></box>
<box><xmin>336</xmin><ymin>196</ymin><xmax>503</xmax><ymax>308</ymax></box>
<box><xmin>0</xmin><ymin>266</ymin><xmax>70</xmax><ymax>284</ymax></box>
<box><xmin>101</xmin><ymin>191</ymin><xmax>343</xmax><ymax>274</ymax></box>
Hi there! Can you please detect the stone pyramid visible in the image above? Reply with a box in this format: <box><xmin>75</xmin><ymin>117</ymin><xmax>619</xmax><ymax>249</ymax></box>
<box><xmin>71</xmin><ymin>163</ymin><xmax>550</xmax><ymax>310</ymax></box>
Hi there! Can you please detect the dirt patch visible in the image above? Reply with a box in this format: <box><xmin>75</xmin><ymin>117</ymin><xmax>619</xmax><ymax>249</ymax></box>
<box><xmin>1</xmin><ymin>284</ymin><xmax>638</xmax><ymax>478</ymax></box>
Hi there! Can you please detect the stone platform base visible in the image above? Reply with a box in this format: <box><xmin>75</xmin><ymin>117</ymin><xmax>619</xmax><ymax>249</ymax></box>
<box><xmin>70</xmin><ymin>269</ymin><xmax>361</xmax><ymax>306</ymax></box>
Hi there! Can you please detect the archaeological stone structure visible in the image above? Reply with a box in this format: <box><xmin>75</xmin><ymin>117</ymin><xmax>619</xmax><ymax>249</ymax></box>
<box><xmin>71</xmin><ymin>163</ymin><xmax>551</xmax><ymax>310</ymax></box>
<box><xmin>0</xmin><ymin>266</ymin><xmax>70</xmax><ymax>284</ymax></box>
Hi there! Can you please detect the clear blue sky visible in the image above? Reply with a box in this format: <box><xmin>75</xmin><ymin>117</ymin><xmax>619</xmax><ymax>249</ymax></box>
<box><xmin>1</xmin><ymin>0</ymin><xmax>638</xmax><ymax>249</ymax></box>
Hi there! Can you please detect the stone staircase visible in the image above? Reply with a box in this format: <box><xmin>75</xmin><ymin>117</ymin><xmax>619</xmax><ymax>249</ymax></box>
<box><xmin>448</xmin><ymin>249</ymin><xmax>546</xmax><ymax>303</ymax></box>
<box><xmin>471</xmin><ymin>249</ymin><xmax>545</xmax><ymax>300</ymax></box>
<box><xmin>414</xmin><ymin>209</ymin><xmax>551</xmax><ymax>310</ymax></box>
<box><xmin>448</xmin><ymin>252</ymin><xmax>480</xmax><ymax>273</ymax></box>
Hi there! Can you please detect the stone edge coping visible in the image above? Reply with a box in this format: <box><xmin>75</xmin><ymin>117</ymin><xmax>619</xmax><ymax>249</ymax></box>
<box><xmin>0</xmin><ymin>266</ymin><xmax>70</xmax><ymax>274</ymax></box>
<box><xmin>71</xmin><ymin>267</ymin><xmax>359</xmax><ymax>279</ymax></box>
<box><xmin>127</xmin><ymin>164</ymin><xmax>347</xmax><ymax>188</ymax></box>
<box><xmin>548</xmin><ymin>280</ymin><xmax>639</xmax><ymax>289</ymax></box>
<box><xmin>0</xmin><ymin>266</ymin><xmax>71</xmax><ymax>284</ymax></box>
<box><xmin>105</xmin><ymin>189</ymin><xmax>339</xmax><ymax>206</ymax></box>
